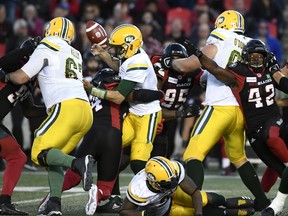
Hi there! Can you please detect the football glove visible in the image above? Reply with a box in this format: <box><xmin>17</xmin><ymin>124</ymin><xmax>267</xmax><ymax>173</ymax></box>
<box><xmin>143</xmin><ymin>206</ymin><xmax>158</xmax><ymax>216</ymax></box>
<box><xmin>20</xmin><ymin>36</ymin><xmax>42</xmax><ymax>50</ymax></box>
<box><xmin>267</xmin><ymin>52</ymin><xmax>280</xmax><ymax>76</ymax></box>
<box><xmin>183</xmin><ymin>39</ymin><xmax>203</xmax><ymax>58</ymax></box>
<box><xmin>176</xmin><ymin>104</ymin><xmax>200</xmax><ymax>118</ymax></box>
<box><xmin>160</xmin><ymin>56</ymin><xmax>173</xmax><ymax>69</ymax></box>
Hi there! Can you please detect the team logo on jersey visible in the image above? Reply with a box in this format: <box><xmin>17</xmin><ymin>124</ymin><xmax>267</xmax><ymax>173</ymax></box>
<box><xmin>266</xmin><ymin>74</ymin><xmax>271</xmax><ymax>79</ymax></box>
<box><xmin>277</xmin><ymin>118</ymin><xmax>283</xmax><ymax>126</ymax></box>
<box><xmin>168</xmin><ymin>77</ymin><xmax>178</xmax><ymax>84</ymax></box>
<box><xmin>246</xmin><ymin>77</ymin><xmax>257</xmax><ymax>82</ymax></box>
<box><xmin>177</xmin><ymin>75</ymin><xmax>183</xmax><ymax>80</ymax></box>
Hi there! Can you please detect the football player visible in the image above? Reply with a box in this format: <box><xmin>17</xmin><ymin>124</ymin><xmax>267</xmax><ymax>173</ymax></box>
<box><xmin>120</xmin><ymin>156</ymin><xmax>255</xmax><ymax>216</ymax></box>
<box><xmin>0</xmin><ymin>37</ymin><xmax>46</xmax><ymax>215</ymax></box>
<box><xmin>163</xmin><ymin>10</ymin><xmax>270</xmax><ymax>211</ymax></box>
<box><xmin>2</xmin><ymin>17</ymin><xmax>95</xmax><ymax>215</ymax></box>
<box><xmin>186</xmin><ymin>39</ymin><xmax>288</xmax><ymax>216</ymax></box>
<box><xmin>85</xmin><ymin>24</ymin><xmax>162</xmax><ymax>174</ymax></box>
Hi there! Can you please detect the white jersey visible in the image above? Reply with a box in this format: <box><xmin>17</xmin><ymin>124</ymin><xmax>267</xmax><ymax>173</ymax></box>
<box><xmin>22</xmin><ymin>36</ymin><xmax>88</xmax><ymax>109</ymax></box>
<box><xmin>119</xmin><ymin>48</ymin><xmax>161</xmax><ymax>115</ymax></box>
<box><xmin>203</xmin><ymin>28</ymin><xmax>251</xmax><ymax>106</ymax></box>
<box><xmin>126</xmin><ymin>161</ymin><xmax>185</xmax><ymax>215</ymax></box>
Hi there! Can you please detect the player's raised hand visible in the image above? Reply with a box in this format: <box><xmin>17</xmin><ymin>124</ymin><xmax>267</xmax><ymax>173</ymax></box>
<box><xmin>183</xmin><ymin>39</ymin><xmax>203</xmax><ymax>58</ymax></box>
<box><xmin>82</xmin><ymin>78</ymin><xmax>93</xmax><ymax>93</ymax></box>
<box><xmin>91</xmin><ymin>43</ymin><xmax>106</xmax><ymax>56</ymax></box>
<box><xmin>176</xmin><ymin>104</ymin><xmax>200</xmax><ymax>118</ymax></box>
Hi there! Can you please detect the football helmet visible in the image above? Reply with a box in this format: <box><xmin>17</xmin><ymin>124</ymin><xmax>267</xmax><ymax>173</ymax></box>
<box><xmin>92</xmin><ymin>68</ymin><xmax>120</xmax><ymax>88</ymax></box>
<box><xmin>145</xmin><ymin>156</ymin><xmax>178</xmax><ymax>192</ymax></box>
<box><xmin>242</xmin><ymin>39</ymin><xmax>269</xmax><ymax>72</ymax></box>
<box><xmin>214</xmin><ymin>10</ymin><xmax>245</xmax><ymax>34</ymax></box>
<box><xmin>44</xmin><ymin>17</ymin><xmax>75</xmax><ymax>44</ymax></box>
<box><xmin>163</xmin><ymin>43</ymin><xmax>188</xmax><ymax>59</ymax></box>
<box><xmin>108</xmin><ymin>24</ymin><xmax>143</xmax><ymax>59</ymax></box>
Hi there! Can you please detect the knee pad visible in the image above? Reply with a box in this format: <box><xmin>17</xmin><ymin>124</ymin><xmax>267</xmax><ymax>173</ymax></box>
<box><xmin>130</xmin><ymin>160</ymin><xmax>147</xmax><ymax>174</ymax></box>
<box><xmin>37</xmin><ymin>150</ymin><xmax>50</xmax><ymax>167</ymax></box>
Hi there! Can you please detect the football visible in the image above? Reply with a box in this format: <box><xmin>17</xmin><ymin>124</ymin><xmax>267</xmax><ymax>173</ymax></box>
<box><xmin>86</xmin><ymin>21</ymin><xmax>107</xmax><ymax>46</ymax></box>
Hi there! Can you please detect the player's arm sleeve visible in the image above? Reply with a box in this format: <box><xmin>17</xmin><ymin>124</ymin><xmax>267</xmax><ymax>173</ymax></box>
<box><xmin>275</xmin><ymin>77</ymin><xmax>288</xmax><ymax>93</ymax></box>
<box><xmin>0</xmin><ymin>45</ymin><xmax>34</xmax><ymax>71</ymax></box>
<box><xmin>132</xmin><ymin>89</ymin><xmax>164</xmax><ymax>102</ymax></box>
<box><xmin>116</xmin><ymin>79</ymin><xmax>137</xmax><ymax>97</ymax></box>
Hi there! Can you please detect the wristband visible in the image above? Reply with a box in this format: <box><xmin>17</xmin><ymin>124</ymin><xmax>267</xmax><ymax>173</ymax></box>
<box><xmin>90</xmin><ymin>87</ymin><xmax>107</xmax><ymax>99</ymax></box>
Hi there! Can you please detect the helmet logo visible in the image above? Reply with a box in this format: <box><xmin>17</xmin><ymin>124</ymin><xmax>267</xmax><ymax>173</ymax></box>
<box><xmin>125</xmin><ymin>35</ymin><xmax>135</xmax><ymax>44</ymax></box>
<box><xmin>218</xmin><ymin>16</ymin><xmax>225</xmax><ymax>24</ymax></box>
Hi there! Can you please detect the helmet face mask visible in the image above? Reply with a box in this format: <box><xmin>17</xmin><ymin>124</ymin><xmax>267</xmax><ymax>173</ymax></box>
<box><xmin>214</xmin><ymin>10</ymin><xmax>245</xmax><ymax>34</ymax></box>
<box><xmin>145</xmin><ymin>156</ymin><xmax>179</xmax><ymax>192</ymax></box>
<box><xmin>45</xmin><ymin>17</ymin><xmax>75</xmax><ymax>44</ymax></box>
<box><xmin>108</xmin><ymin>24</ymin><xmax>143</xmax><ymax>59</ymax></box>
<box><xmin>242</xmin><ymin>39</ymin><xmax>269</xmax><ymax>73</ymax></box>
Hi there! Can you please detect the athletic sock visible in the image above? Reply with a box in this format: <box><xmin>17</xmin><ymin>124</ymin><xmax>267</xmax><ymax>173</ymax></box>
<box><xmin>237</xmin><ymin>162</ymin><xmax>268</xmax><ymax>203</ymax></box>
<box><xmin>46</xmin><ymin>149</ymin><xmax>75</xmax><ymax>168</ymax></box>
<box><xmin>207</xmin><ymin>192</ymin><xmax>226</xmax><ymax>206</ymax></box>
<box><xmin>185</xmin><ymin>160</ymin><xmax>204</xmax><ymax>189</ymax></box>
<box><xmin>279</xmin><ymin>167</ymin><xmax>288</xmax><ymax>194</ymax></box>
<box><xmin>48</xmin><ymin>166</ymin><xmax>64</xmax><ymax>198</ymax></box>
<box><xmin>261</xmin><ymin>167</ymin><xmax>279</xmax><ymax>193</ymax></box>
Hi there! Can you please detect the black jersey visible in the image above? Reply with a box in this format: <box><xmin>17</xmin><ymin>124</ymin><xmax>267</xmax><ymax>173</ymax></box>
<box><xmin>0</xmin><ymin>82</ymin><xmax>31</xmax><ymax>120</ymax></box>
<box><xmin>151</xmin><ymin>56</ymin><xmax>202</xmax><ymax>110</ymax></box>
<box><xmin>89</xmin><ymin>78</ymin><xmax>125</xmax><ymax>130</ymax></box>
<box><xmin>227</xmin><ymin>62</ymin><xmax>279</xmax><ymax>132</ymax></box>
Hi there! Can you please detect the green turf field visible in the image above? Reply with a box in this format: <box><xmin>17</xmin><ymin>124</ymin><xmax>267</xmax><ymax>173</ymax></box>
<box><xmin>2</xmin><ymin>165</ymin><xmax>288</xmax><ymax>216</ymax></box>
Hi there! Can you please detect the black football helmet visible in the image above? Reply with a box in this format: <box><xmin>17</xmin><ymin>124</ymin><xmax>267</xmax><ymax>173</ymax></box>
<box><xmin>92</xmin><ymin>68</ymin><xmax>120</xmax><ymax>88</ymax></box>
<box><xmin>20</xmin><ymin>36</ymin><xmax>42</xmax><ymax>63</ymax></box>
<box><xmin>242</xmin><ymin>39</ymin><xmax>269</xmax><ymax>72</ymax></box>
<box><xmin>162</xmin><ymin>43</ymin><xmax>188</xmax><ymax>59</ymax></box>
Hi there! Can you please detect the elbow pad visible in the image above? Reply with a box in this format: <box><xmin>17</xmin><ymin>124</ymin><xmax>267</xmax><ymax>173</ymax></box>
<box><xmin>133</xmin><ymin>89</ymin><xmax>164</xmax><ymax>102</ymax></box>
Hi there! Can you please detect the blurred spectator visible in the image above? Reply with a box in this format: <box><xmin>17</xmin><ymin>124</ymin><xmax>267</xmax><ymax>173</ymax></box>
<box><xmin>3</xmin><ymin>0</ymin><xmax>18</xmax><ymax>23</ymax></box>
<box><xmin>23</xmin><ymin>4</ymin><xmax>44</xmax><ymax>37</ymax></box>
<box><xmin>190</xmin><ymin>0</ymin><xmax>217</xmax><ymax>27</ymax></box>
<box><xmin>21</xmin><ymin>0</ymin><xmax>50</xmax><ymax>21</ymax></box>
<box><xmin>138</xmin><ymin>9</ymin><xmax>163</xmax><ymax>41</ymax></box>
<box><xmin>50</xmin><ymin>0</ymin><xmax>80</xmax><ymax>17</ymax></box>
<box><xmin>167</xmin><ymin>19</ymin><xmax>188</xmax><ymax>45</ymax></box>
<box><xmin>82</xmin><ymin>53</ymin><xmax>103</xmax><ymax>81</ymax></box>
<box><xmin>103</xmin><ymin>19</ymin><xmax>116</xmax><ymax>38</ymax></box>
<box><xmin>111</xmin><ymin>2</ymin><xmax>133</xmax><ymax>26</ymax></box>
<box><xmin>80</xmin><ymin>2</ymin><xmax>104</xmax><ymax>24</ymax></box>
<box><xmin>138</xmin><ymin>20</ymin><xmax>163</xmax><ymax>57</ymax></box>
<box><xmin>51</xmin><ymin>2</ymin><xmax>76</xmax><ymax>24</ymax></box>
<box><xmin>166</xmin><ymin>0</ymin><xmax>196</xmax><ymax>9</ymax></box>
<box><xmin>190</xmin><ymin>22</ymin><xmax>211</xmax><ymax>50</ymax></box>
<box><xmin>248</xmin><ymin>0</ymin><xmax>286</xmax><ymax>39</ymax></box>
<box><xmin>0</xmin><ymin>4</ymin><xmax>13</xmax><ymax>57</ymax></box>
<box><xmin>73</xmin><ymin>21</ymin><xmax>92</xmax><ymax>55</ymax></box>
<box><xmin>256</xmin><ymin>20</ymin><xmax>283</xmax><ymax>63</ymax></box>
<box><xmin>6</xmin><ymin>19</ymin><xmax>29</xmax><ymax>52</ymax></box>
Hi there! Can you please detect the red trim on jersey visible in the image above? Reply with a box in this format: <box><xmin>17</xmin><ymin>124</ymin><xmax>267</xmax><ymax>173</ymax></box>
<box><xmin>110</xmin><ymin>103</ymin><xmax>120</xmax><ymax>129</ymax></box>
<box><xmin>0</xmin><ymin>81</ymin><xmax>7</xmax><ymax>90</ymax></box>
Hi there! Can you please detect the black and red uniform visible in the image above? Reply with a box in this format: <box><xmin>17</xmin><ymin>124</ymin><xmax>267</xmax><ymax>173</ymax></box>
<box><xmin>151</xmin><ymin>55</ymin><xmax>202</xmax><ymax>157</ymax></box>
<box><xmin>227</xmin><ymin>62</ymin><xmax>288</xmax><ymax>178</ymax></box>
<box><xmin>62</xmin><ymin>75</ymin><xmax>123</xmax><ymax>201</ymax></box>
<box><xmin>0</xmin><ymin>45</ymin><xmax>46</xmax><ymax>208</ymax></box>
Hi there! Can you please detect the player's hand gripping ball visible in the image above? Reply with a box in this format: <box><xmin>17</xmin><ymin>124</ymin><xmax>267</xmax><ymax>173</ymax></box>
<box><xmin>86</xmin><ymin>21</ymin><xmax>107</xmax><ymax>46</ymax></box>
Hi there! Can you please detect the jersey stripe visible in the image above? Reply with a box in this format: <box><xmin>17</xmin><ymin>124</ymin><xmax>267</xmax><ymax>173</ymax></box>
<box><xmin>191</xmin><ymin>106</ymin><xmax>213</xmax><ymax>136</ymax></box>
<box><xmin>35</xmin><ymin>104</ymin><xmax>61</xmax><ymax>137</ymax></box>
<box><xmin>210</xmin><ymin>31</ymin><xmax>225</xmax><ymax>41</ymax></box>
<box><xmin>126</xmin><ymin>63</ymin><xmax>148</xmax><ymax>72</ymax></box>
<box><xmin>146</xmin><ymin>112</ymin><xmax>157</xmax><ymax>143</ymax></box>
<box><xmin>127</xmin><ymin>184</ymin><xmax>148</xmax><ymax>205</ymax></box>
<box><xmin>40</xmin><ymin>39</ymin><xmax>60</xmax><ymax>51</ymax></box>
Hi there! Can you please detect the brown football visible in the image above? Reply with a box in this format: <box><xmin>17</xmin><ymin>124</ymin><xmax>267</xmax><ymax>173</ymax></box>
<box><xmin>86</xmin><ymin>21</ymin><xmax>107</xmax><ymax>45</ymax></box>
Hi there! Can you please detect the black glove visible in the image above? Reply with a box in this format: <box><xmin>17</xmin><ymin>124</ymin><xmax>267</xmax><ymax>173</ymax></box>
<box><xmin>143</xmin><ymin>206</ymin><xmax>157</xmax><ymax>216</ymax></box>
<box><xmin>183</xmin><ymin>39</ymin><xmax>203</xmax><ymax>58</ymax></box>
<box><xmin>20</xmin><ymin>36</ymin><xmax>42</xmax><ymax>50</ymax></box>
<box><xmin>267</xmin><ymin>52</ymin><xmax>280</xmax><ymax>76</ymax></box>
<box><xmin>0</xmin><ymin>68</ymin><xmax>8</xmax><ymax>82</ymax></box>
<box><xmin>176</xmin><ymin>104</ymin><xmax>200</xmax><ymax>118</ymax></box>
<box><xmin>160</xmin><ymin>56</ymin><xmax>173</xmax><ymax>69</ymax></box>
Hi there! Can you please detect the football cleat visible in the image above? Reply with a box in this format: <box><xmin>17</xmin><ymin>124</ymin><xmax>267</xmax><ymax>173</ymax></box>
<box><xmin>0</xmin><ymin>203</ymin><xmax>28</xmax><ymax>215</ymax></box>
<box><xmin>226</xmin><ymin>196</ymin><xmax>254</xmax><ymax>209</ymax></box>
<box><xmin>225</xmin><ymin>207</ymin><xmax>255</xmax><ymax>216</ymax></box>
<box><xmin>37</xmin><ymin>200</ymin><xmax>61</xmax><ymax>216</ymax></box>
<box><xmin>37</xmin><ymin>193</ymin><xmax>50</xmax><ymax>213</ymax></box>
<box><xmin>86</xmin><ymin>184</ymin><xmax>98</xmax><ymax>215</ymax></box>
<box><xmin>96</xmin><ymin>195</ymin><xmax>123</xmax><ymax>213</ymax></box>
<box><xmin>71</xmin><ymin>155</ymin><xmax>95</xmax><ymax>191</ymax></box>
<box><xmin>260</xmin><ymin>207</ymin><xmax>276</xmax><ymax>216</ymax></box>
